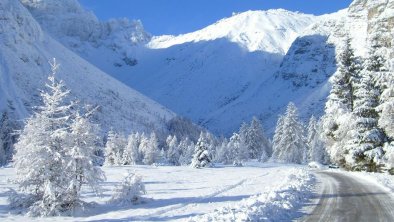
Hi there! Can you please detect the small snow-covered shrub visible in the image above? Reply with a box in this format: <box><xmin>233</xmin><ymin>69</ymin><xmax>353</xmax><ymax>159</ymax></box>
<box><xmin>110</xmin><ymin>171</ymin><xmax>146</xmax><ymax>205</ymax></box>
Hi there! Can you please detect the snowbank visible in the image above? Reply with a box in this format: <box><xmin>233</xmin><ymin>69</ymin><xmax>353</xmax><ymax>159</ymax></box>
<box><xmin>349</xmin><ymin>171</ymin><xmax>394</xmax><ymax>194</ymax></box>
<box><xmin>187</xmin><ymin>168</ymin><xmax>314</xmax><ymax>221</ymax></box>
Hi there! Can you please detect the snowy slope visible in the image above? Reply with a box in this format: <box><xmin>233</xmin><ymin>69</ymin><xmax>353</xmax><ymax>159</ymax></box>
<box><xmin>27</xmin><ymin>4</ymin><xmax>317</xmax><ymax>135</ymax></box>
<box><xmin>23</xmin><ymin>0</ymin><xmax>389</xmax><ymax>136</ymax></box>
<box><xmin>0</xmin><ymin>0</ymin><xmax>174</xmax><ymax>133</ymax></box>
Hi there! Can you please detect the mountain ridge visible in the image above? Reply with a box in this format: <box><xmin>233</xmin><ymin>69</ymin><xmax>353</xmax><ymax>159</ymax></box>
<box><xmin>0</xmin><ymin>0</ymin><xmax>175</xmax><ymax>134</ymax></box>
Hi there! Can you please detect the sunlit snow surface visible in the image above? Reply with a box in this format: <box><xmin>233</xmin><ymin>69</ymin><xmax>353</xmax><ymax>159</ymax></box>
<box><xmin>0</xmin><ymin>163</ymin><xmax>314</xmax><ymax>221</ymax></box>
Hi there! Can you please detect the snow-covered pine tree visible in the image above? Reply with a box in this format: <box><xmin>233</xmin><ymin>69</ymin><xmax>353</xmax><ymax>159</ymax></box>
<box><xmin>141</xmin><ymin>132</ymin><xmax>159</xmax><ymax>165</ymax></box>
<box><xmin>343</xmin><ymin>50</ymin><xmax>386</xmax><ymax>172</ymax></box>
<box><xmin>307</xmin><ymin>116</ymin><xmax>329</xmax><ymax>164</ymax></box>
<box><xmin>11</xmin><ymin>59</ymin><xmax>76</xmax><ymax>216</ymax></box>
<box><xmin>104</xmin><ymin>130</ymin><xmax>117</xmax><ymax>166</ymax></box>
<box><xmin>104</xmin><ymin>130</ymin><xmax>127</xmax><ymax>166</ymax></box>
<box><xmin>239</xmin><ymin>117</ymin><xmax>271</xmax><ymax>161</ymax></box>
<box><xmin>365</xmin><ymin>32</ymin><xmax>394</xmax><ymax>173</ymax></box>
<box><xmin>191</xmin><ymin>132</ymin><xmax>212</xmax><ymax>168</ymax></box>
<box><xmin>178</xmin><ymin>137</ymin><xmax>195</xmax><ymax>165</ymax></box>
<box><xmin>0</xmin><ymin>136</ymin><xmax>5</xmax><ymax>166</ymax></box>
<box><xmin>306</xmin><ymin>116</ymin><xmax>317</xmax><ymax>162</ymax></box>
<box><xmin>272</xmin><ymin>115</ymin><xmax>284</xmax><ymax>160</ymax></box>
<box><xmin>204</xmin><ymin>132</ymin><xmax>217</xmax><ymax>162</ymax></box>
<box><xmin>383</xmin><ymin>143</ymin><xmax>394</xmax><ymax>175</ymax></box>
<box><xmin>378</xmin><ymin>83</ymin><xmax>394</xmax><ymax>140</ymax></box>
<box><xmin>378</xmin><ymin>81</ymin><xmax>394</xmax><ymax>173</ymax></box>
<box><xmin>227</xmin><ymin>133</ymin><xmax>248</xmax><ymax>166</ymax></box>
<box><xmin>271</xmin><ymin>102</ymin><xmax>306</xmax><ymax>164</ymax></box>
<box><xmin>123</xmin><ymin>133</ymin><xmax>141</xmax><ymax>165</ymax></box>
<box><xmin>66</xmin><ymin>111</ymin><xmax>106</xmax><ymax>206</ymax></box>
<box><xmin>324</xmin><ymin>37</ymin><xmax>360</xmax><ymax>122</ymax></box>
<box><xmin>166</xmin><ymin>135</ymin><xmax>180</xmax><ymax>165</ymax></box>
<box><xmin>214</xmin><ymin>138</ymin><xmax>229</xmax><ymax>164</ymax></box>
<box><xmin>0</xmin><ymin>111</ymin><xmax>17</xmax><ymax>165</ymax></box>
<box><xmin>322</xmin><ymin>37</ymin><xmax>361</xmax><ymax>167</ymax></box>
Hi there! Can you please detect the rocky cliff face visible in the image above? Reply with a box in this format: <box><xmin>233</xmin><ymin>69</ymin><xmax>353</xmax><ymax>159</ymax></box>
<box><xmin>357</xmin><ymin>0</ymin><xmax>394</xmax><ymax>67</ymax></box>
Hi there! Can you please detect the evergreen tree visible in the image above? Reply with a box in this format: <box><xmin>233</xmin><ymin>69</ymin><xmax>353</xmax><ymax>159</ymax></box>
<box><xmin>272</xmin><ymin>103</ymin><xmax>306</xmax><ymax>164</ymax></box>
<box><xmin>227</xmin><ymin>133</ymin><xmax>248</xmax><ymax>166</ymax></box>
<box><xmin>239</xmin><ymin>117</ymin><xmax>271</xmax><ymax>161</ymax></box>
<box><xmin>344</xmin><ymin>68</ymin><xmax>385</xmax><ymax>171</ymax></box>
<box><xmin>66</xmin><ymin>111</ymin><xmax>106</xmax><ymax>205</ymax></box>
<box><xmin>123</xmin><ymin>133</ymin><xmax>141</xmax><ymax>165</ymax></box>
<box><xmin>0</xmin><ymin>137</ymin><xmax>5</xmax><ymax>165</ymax></box>
<box><xmin>204</xmin><ymin>132</ymin><xmax>217</xmax><ymax>162</ymax></box>
<box><xmin>191</xmin><ymin>132</ymin><xmax>212</xmax><ymax>168</ymax></box>
<box><xmin>307</xmin><ymin>116</ymin><xmax>329</xmax><ymax>164</ymax></box>
<box><xmin>322</xmin><ymin>37</ymin><xmax>361</xmax><ymax>168</ymax></box>
<box><xmin>0</xmin><ymin>111</ymin><xmax>17</xmax><ymax>164</ymax></box>
<box><xmin>104</xmin><ymin>130</ymin><xmax>127</xmax><ymax>166</ymax></box>
<box><xmin>10</xmin><ymin>59</ymin><xmax>104</xmax><ymax>216</ymax></box>
<box><xmin>178</xmin><ymin>137</ymin><xmax>195</xmax><ymax>166</ymax></box>
<box><xmin>141</xmin><ymin>132</ymin><xmax>158</xmax><ymax>165</ymax></box>
<box><xmin>323</xmin><ymin>37</ymin><xmax>360</xmax><ymax>135</ymax></box>
<box><xmin>12</xmin><ymin>64</ymin><xmax>73</xmax><ymax>216</ymax></box>
<box><xmin>272</xmin><ymin>115</ymin><xmax>284</xmax><ymax>158</ymax></box>
<box><xmin>166</xmin><ymin>135</ymin><xmax>180</xmax><ymax>165</ymax></box>
<box><xmin>214</xmin><ymin>138</ymin><xmax>230</xmax><ymax>164</ymax></box>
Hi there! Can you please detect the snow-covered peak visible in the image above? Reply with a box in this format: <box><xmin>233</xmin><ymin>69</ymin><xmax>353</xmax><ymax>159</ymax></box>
<box><xmin>20</xmin><ymin>0</ymin><xmax>151</xmax><ymax>45</ymax></box>
<box><xmin>148</xmin><ymin>9</ymin><xmax>316</xmax><ymax>54</ymax></box>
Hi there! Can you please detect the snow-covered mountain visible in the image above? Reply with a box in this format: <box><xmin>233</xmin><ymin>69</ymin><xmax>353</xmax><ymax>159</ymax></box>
<box><xmin>26</xmin><ymin>3</ymin><xmax>318</xmax><ymax>135</ymax></box>
<box><xmin>0</xmin><ymin>0</ymin><xmax>174</xmax><ymax>134</ymax></box>
<box><xmin>148</xmin><ymin>9</ymin><xmax>315</xmax><ymax>54</ymax></box>
<box><xmin>16</xmin><ymin>0</ymin><xmax>393</xmax><ymax>136</ymax></box>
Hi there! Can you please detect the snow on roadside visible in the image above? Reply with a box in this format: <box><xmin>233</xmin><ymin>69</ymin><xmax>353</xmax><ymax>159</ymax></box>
<box><xmin>348</xmin><ymin>171</ymin><xmax>394</xmax><ymax>193</ymax></box>
<box><xmin>187</xmin><ymin>168</ymin><xmax>315</xmax><ymax>222</ymax></box>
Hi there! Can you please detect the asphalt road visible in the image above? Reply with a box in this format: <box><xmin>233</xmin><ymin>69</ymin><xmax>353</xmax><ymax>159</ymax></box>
<box><xmin>301</xmin><ymin>171</ymin><xmax>394</xmax><ymax>222</ymax></box>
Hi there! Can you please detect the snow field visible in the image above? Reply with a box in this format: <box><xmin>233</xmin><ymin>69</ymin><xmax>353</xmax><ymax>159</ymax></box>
<box><xmin>0</xmin><ymin>163</ymin><xmax>313</xmax><ymax>221</ymax></box>
<box><xmin>188</xmin><ymin>167</ymin><xmax>314</xmax><ymax>221</ymax></box>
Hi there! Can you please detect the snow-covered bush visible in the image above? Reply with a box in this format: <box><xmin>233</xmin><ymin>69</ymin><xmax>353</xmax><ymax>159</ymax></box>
<box><xmin>109</xmin><ymin>171</ymin><xmax>146</xmax><ymax>205</ymax></box>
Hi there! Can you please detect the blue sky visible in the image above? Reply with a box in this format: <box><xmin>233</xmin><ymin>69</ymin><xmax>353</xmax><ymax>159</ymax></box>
<box><xmin>79</xmin><ymin>0</ymin><xmax>353</xmax><ymax>35</ymax></box>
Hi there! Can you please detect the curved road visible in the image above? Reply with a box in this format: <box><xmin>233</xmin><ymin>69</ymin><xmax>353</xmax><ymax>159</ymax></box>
<box><xmin>301</xmin><ymin>171</ymin><xmax>394</xmax><ymax>222</ymax></box>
